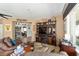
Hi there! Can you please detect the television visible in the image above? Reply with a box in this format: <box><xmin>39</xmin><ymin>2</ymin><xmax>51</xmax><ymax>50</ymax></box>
<box><xmin>39</xmin><ymin>26</ymin><xmax>47</xmax><ymax>34</ymax></box>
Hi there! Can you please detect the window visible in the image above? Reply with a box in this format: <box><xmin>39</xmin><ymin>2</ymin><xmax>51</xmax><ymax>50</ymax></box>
<box><xmin>75</xmin><ymin>8</ymin><xmax>79</xmax><ymax>46</ymax></box>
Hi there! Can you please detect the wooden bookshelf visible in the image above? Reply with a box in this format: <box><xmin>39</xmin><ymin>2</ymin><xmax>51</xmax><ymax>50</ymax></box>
<box><xmin>36</xmin><ymin>19</ymin><xmax>56</xmax><ymax>46</ymax></box>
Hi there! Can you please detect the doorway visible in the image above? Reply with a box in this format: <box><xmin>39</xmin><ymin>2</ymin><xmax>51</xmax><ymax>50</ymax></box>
<box><xmin>14</xmin><ymin>21</ymin><xmax>32</xmax><ymax>42</ymax></box>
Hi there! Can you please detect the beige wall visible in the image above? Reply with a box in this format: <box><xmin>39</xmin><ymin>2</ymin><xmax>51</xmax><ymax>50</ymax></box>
<box><xmin>1</xmin><ymin>18</ymin><xmax>16</xmax><ymax>38</ymax></box>
<box><xmin>55</xmin><ymin>15</ymin><xmax>64</xmax><ymax>45</ymax></box>
<box><xmin>3</xmin><ymin>19</ymin><xmax>13</xmax><ymax>38</ymax></box>
<box><xmin>0</xmin><ymin>15</ymin><xmax>64</xmax><ymax>44</ymax></box>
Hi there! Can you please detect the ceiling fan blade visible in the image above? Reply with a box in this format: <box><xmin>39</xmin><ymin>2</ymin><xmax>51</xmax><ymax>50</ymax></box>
<box><xmin>3</xmin><ymin>14</ymin><xmax>12</xmax><ymax>17</ymax></box>
<box><xmin>0</xmin><ymin>13</ymin><xmax>12</xmax><ymax>17</ymax></box>
<box><xmin>0</xmin><ymin>13</ymin><xmax>12</xmax><ymax>19</ymax></box>
<box><xmin>1</xmin><ymin>16</ymin><xmax>8</xmax><ymax>19</ymax></box>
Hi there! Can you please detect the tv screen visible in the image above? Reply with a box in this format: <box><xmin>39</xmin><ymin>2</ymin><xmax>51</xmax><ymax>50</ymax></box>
<box><xmin>39</xmin><ymin>27</ymin><xmax>47</xmax><ymax>34</ymax></box>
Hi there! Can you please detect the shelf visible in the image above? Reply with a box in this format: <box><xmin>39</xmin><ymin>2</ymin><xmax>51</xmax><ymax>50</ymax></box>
<box><xmin>36</xmin><ymin>20</ymin><xmax>56</xmax><ymax>45</ymax></box>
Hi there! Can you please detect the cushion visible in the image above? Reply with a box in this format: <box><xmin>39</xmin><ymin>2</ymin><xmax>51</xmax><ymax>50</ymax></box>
<box><xmin>10</xmin><ymin>45</ymin><xmax>24</xmax><ymax>56</ymax></box>
<box><xmin>34</xmin><ymin>46</ymin><xmax>48</xmax><ymax>52</ymax></box>
<box><xmin>34</xmin><ymin>42</ymin><xmax>43</xmax><ymax>48</ymax></box>
<box><xmin>34</xmin><ymin>42</ymin><xmax>55</xmax><ymax>53</ymax></box>
<box><xmin>10</xmin><ymin>40</ymin><xmax>16</xmax><ymax>46</ymax></box>
<box><xmin>54</xmin><ymin>46</ymin><xmax>60</xmax><ymax>53</ymax></box>
<box><xmin>34</xmin><ymin>42</ymin><xmax>42</xmax><ymax>46</ymax></box>
<box><xmin>60</xmin><ymin>51</ymin><xmax>68</xmax><ymax>56</ymax></box>
<box><xmin>42</xmin><ymin>47</ymin><xmax>49</xmax><ymax>52</ymax></box>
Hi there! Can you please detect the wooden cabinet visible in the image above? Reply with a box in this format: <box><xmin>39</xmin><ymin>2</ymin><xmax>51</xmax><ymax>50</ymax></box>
<box><xmin>48</xmin><ymin>36</ymin><xmax>52</xmax><ymax>44</ymax></box>
<box><xmin>36</xmin><ymin>19</ymin><xmax>56</xmax><ymax>46</ymax></box>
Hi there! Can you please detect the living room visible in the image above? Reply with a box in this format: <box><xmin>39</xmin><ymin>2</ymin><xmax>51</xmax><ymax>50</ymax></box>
<box><xmin>0</xmin><ymin>3</ymin><xmax>78</xmax><ymax>56</ymax></box>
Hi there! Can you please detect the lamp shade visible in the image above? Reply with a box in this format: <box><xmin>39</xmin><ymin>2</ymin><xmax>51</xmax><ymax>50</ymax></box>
<box><xmin>64</xmin><ymin>34</ymin><xmax>70</xmax><ymax>41</ymax></box>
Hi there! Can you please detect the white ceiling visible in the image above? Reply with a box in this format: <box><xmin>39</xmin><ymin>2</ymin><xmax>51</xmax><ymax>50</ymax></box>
<box><xmin>0</xmin><ymin>3</ymin><xmax>65</xmax><ymax>19</ymax></box>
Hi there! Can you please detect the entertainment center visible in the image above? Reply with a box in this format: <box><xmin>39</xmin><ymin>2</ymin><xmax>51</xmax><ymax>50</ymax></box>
<box><xmin>36</xmin><ymin>19</ymin><xmax>56</xmax><ymax>46</ymax></box>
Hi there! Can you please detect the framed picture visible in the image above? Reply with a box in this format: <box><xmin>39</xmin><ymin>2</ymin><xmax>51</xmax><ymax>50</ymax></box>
<box><xmin>4</xmin><ymin>24</ymin><xmax>12</xmax><ymax>31</ymax></box>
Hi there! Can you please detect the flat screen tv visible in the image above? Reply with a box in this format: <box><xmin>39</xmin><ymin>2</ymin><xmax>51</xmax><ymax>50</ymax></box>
<box><xmin>39</xmin><ymin>26</ymin><xmax>47</xmax><ymax>34</ymax></box>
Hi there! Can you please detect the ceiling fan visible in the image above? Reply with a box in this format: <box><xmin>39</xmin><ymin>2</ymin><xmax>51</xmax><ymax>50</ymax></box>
<box><xmin>0</xmin><ymin>13</ymin><xmax>12</xmax><ymax>19</ymax></box>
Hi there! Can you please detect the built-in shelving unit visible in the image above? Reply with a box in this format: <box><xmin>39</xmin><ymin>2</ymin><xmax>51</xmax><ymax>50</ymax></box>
<box><xmin>36</xmin><ymin>19</ymin><xmax>56</xmax><ymax>46</ymax></box>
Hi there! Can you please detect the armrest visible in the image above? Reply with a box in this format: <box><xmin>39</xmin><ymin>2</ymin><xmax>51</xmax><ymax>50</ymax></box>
<box><xmin>60</xmin><ymin>44</ymin><xmax>77</xmax><ymax>56</ymax></box>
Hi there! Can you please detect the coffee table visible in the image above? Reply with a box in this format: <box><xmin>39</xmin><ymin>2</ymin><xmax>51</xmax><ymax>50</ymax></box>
<box><xmin>24</xmin><ymin>45</ymin><xmax>33</xmax><ymax>54</ymax></box>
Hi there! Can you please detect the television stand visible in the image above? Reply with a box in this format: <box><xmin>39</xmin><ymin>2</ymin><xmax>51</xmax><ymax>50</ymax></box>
<box><xmin>36</xmin><ymin>19</ymin><xmax>56</xmax><ymax>46</ymax></box>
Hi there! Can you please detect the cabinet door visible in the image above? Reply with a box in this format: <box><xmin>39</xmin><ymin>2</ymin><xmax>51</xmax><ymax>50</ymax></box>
<box><xmin>0</xmin><ymin>24</ymin><xmax>3</xmax><ymax>39</ymax></box>
<box><xmin>48</xmin><ymin>36</ymin><xmax>52</xmax><ymax>44</ymax></box>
